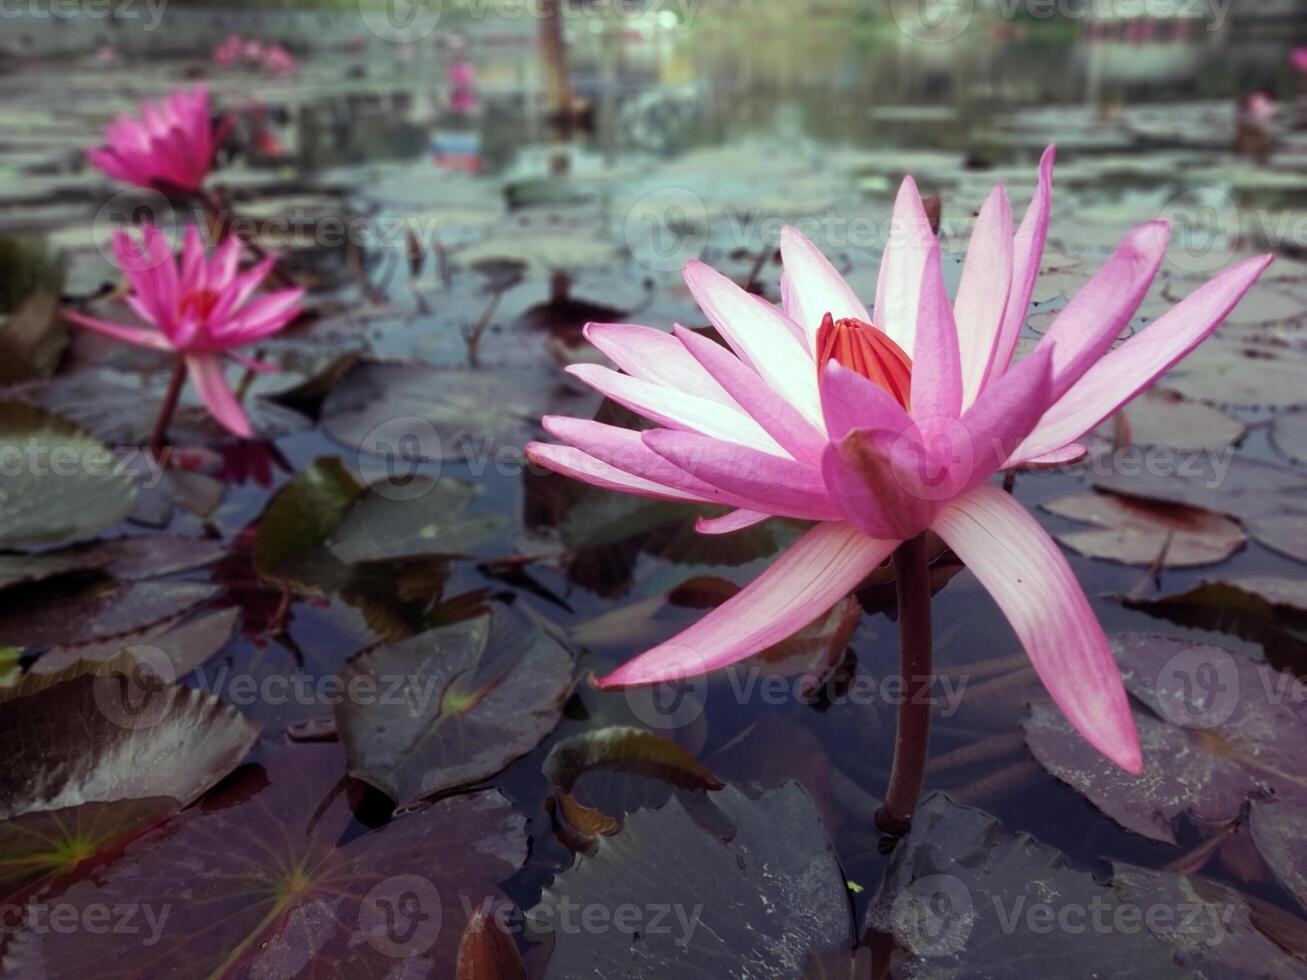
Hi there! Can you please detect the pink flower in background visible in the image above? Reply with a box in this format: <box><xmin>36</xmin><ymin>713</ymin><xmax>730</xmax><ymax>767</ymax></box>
<box><xmin>527</xmin><ymin>146</ymin><xmax>1272</xmax><ymax>773</ymax></box>
<box><xmin>1292</xmin><ymin>47</ymin><xmax>1307</xmax><ymax>74</ymax></box>
<box><xmin>1246</xmin><ymin>91</ymin><xmax>1277</xmax><ymax>125</ymax></box>
<box><xmin>214</xmin><ymin>35</ymin><xmax>245</xmax><ymax>65</ymax></box>
<box><xmin>88</xmin><ymin>88</ymin><xmax>226</xmax><ymax>194</ymax></box>
<box><xmin>64</xmin><ymin>226</ymin><xmax>304</xmax><ymax>438</ymax></box>
<box><xmin>263</xmin><ymin>44</ymin><xmax>297</xmax><ymax>76</ymax></box>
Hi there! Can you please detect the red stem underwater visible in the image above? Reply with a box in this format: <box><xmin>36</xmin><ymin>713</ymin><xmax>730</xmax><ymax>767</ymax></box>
<box><xmin>875</xmin><ymin>533</ymin><xmax>934</xmax><ymax>837</ymax></box>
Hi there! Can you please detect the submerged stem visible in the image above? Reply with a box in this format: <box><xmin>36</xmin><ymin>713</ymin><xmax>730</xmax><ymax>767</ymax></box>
<box><xmin>149</xmin><ymin>357</ymin><xmax>187</xmax><ymax>461</ymax></box>
<box><xmin>875</xmin><ymin>533</ymin><xmax>934</xmax><ymax>837</ymax></box>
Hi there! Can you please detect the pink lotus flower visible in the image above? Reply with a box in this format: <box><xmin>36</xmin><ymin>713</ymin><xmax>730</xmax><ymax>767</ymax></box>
<box><xmin>262</xmin><ymin>44</ymin><xmax>297</xmax><ymax>76</ymax></box>
<box><xmin>1292</xmin><ymin>47</ymin><xmax>1307</xmax><ymax>74</ymax></box>
<box><xmin>88</xmin><ymin>88</ymin><xmax>226</xmax><ymax>194</ymax></box>
<box><xmin>65</xmin><ymin>226</ymin><xmax>304</xmax><ymax>438</ymax></box>
<box><xmin>214</xmin><ymin>35</ymin><xmax>245</xmax><ymax>65</ymax></box>
<box><xmin>527</xmin><ymin>147</ymin><xmax>1272</xmax><ymax>773</ymax></box>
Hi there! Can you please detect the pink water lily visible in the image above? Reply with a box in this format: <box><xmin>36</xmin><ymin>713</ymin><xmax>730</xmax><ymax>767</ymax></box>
<box><xmin>64</xmin><ymin>226</ymin><xmax>304</xmax><ymax>438</ymax></box>
<box><xmin>527</xmin><ymin>147</ymin><xmax>1272</xmax><ymax>774</ymax></box>
<box><xmin>88</xmin><ymin>87</ymin><xmax>226</xmax><ymax>194</ymax></box>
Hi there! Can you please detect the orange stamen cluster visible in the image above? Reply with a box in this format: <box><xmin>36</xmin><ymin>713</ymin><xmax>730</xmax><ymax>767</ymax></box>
<box><xmin>816</xmin><ymin>313</ymin><xmax>913</xmax><ymax>409</ymax></box>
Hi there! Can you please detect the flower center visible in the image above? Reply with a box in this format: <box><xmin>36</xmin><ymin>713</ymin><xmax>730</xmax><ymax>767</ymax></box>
<box><xmin>178</xmin><ymin>288</ymin><xmax>221</xmax><ymax>325</ymax></box>
<box><xmin>816</xmin><ymin>313</ymin><xmax>912</xmax><ymax>409</ymax></box>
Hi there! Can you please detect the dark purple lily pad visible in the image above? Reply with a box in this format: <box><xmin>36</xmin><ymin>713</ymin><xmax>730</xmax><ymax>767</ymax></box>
<box><xmin>867</xmin><ymin>794</ymin><xmax>1302</xmax><ymax>978</ymax></box>
<box><xmin>335</xmin><ymin>608</ymin><xmax>574</xmax><ymax>806</ymax></box>
<box><xmin>1042</xmin><ymin>493</ymin><xmax>1245</xmax><ymax>567</ymax></box>
<box><xmin>1248</xmin><ymin>800</ymin><xmax>1307</xmax><ymax>914</ymax></box>
<box><xmin>0</xmin><ymin>580</ymin><xmax>218</xmax><ymax>648</ymax></box>
<box><xmin>1024</xmin><ymin>634</ymin><xmax>1307</xmax><ymax>843</ymax></box>
<box><xmin>3</xmin><ymin>744</ymin><xmax>528</xmax><ymax>976</ymax></box>
<box><xmin>532</xmin><ymin>782</ymin><xmax>851</xmax><ymax>979</ymax></box>
<box><xmin>0</xmin><ymin>652</ymin><xmax>258</xmax><ymax>820</ymax></box>
<box><xmin>31</xmin><ymin>607</ymin><xmax>240</xmax><ymax>677</ymax></box>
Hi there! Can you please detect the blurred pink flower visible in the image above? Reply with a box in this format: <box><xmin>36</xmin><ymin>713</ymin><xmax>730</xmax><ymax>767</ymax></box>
<box><xmin>527</xmin><ymin>146</ymin><xmax>1272</xmax><ymax>773</ymax></box>
<box><xmin>1292</xmin><ymin>47</ymin><xmax>1307</xmax><ymax>73</ymax></box>
<box><xmin>65</xmin><ymin>226</ymin><xmax>304</xmax><ymax>438</ymax></box>
<box><xmin>263</xmin><ymin>44</ymin><xmax>297</xmax><ymax>76</ymax></box>
<box><xmin>214</xmin><ymin>35</ymin><xmax>245</xmax><ymax>65</ymax></box>
<box><xmin>88</xmin><ymin>88</ymin><xmax>227</xmax><ymax>194</ymax></box>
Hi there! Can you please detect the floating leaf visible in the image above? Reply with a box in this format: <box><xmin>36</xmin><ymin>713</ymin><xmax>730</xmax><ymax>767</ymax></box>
<box><xmin>867</xmin><ymin>794</ymin><xmax>1302</xmax><ymax>978</ymax></box>
<box><xmin>1093</xmin><ymin>456</ymin><xmax>1307</xmax><ymax>564</ymax></box>
<box><xmin>3</xmin><ymin>745</ymin><xmax>528</xmax><ymax>976</ymax></box>
<box><xmin>322</xmin><ymin>360</ymin><xmax>548</xmax><ymax>464</ymax></box>
<box><xmin>31</xmin><ymin>607</ymin><xmax>240</xmax><ymax>677</ymax></box>
<box><xmin>327</xmin><ymin>475</ymin><xmax>503</xmax><ymax>564</ymax></box>
<box><xmin>1042</xmin><ymin>493</ymin><xmax>1245</xmax><ymax>567</ymax></box>
<box><xmin>1248</xmin><ymin>800</ymin><xmax>1307</xmax><ymax>913</ymax></box>
<box><xmin>336</xmin><ymin>608</ymin><xmax>574</xmax><ymax>805</ymax></box>
<box><xmin>0</xmin><ymin>403</ymin><xmax>135</xmax><ymax>549</ymax></box>
<box><xmin>1271</xmin><ymin>412</ymin><xmax>1307</xmax><ymax>467</ymax></box>
<box><xmin>1024</xmin><ymin>634</ymin><xmax>1307</xmax><ymax>843</ymax></box>
<box><xmin>542</xmin><ymin>726</ymin><xmax>722</xmax><ymax>849</ymax></box>
<box><xmin>253</xmin><ymin>455</ymin><xmax>364</xmax><ymax>588</ymax></box>
<box><xmin>1103</xmin><ymin>388</ymin><xmax>1246</xmax><ymax>450</ymax></box>
<box><xmin>532</xmin><ymin>783</ymin><xmax>851</xmax><ymax>979</ymax></box>
<box><xmin>1165</xmin><ymin>341</ymin><xmax>1307</xmax><ymax>409</ymax></box>
<box><xmin>0</xmin><ymin>652</ymin><xmax>256</xmax><ymax>820</ymax></box>
<box><xmin>0</xmin><ymin>292</ymin><xmax>66</xmax><ymax>384</ymax></box>
<box><xmin>0</xmin><ymin>580</ymin><xmax>217</xmax><ymax>648</ymax></box>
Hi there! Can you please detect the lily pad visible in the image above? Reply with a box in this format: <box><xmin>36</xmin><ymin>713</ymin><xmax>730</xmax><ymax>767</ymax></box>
<box><xmin>542</xmin><ymin>726</ymin><xmax>723</xmax><ymax>849</ymax></box>
<box><xmin>321</xmin><ymin>360</ymin><xmax>549</xmax><ymax>464</ymax></box>
<box><xmin>3</xmin><ymin>745</ymin><xmax>528</xmax><ymax>976</ymax></box>
<box><xmin>0</xmin><ymin>402</ymin><xmax>136</xmax><ymax>549</ymax></box>
<box><xmin>1163</xmin><ymin>341</ymin><xmax>1307</xmax><ymax>410</ymax></box>
<box><xmin>0</xmin><ymin>292</ymin><xmax>66</xmax><ymax>384</ymax></box>
<box><xmin>1271</xmin><ymin>412</ymin><xmax>1307</xmax><ymax>467</ymax></box>
<box><xmin>1042</xmin><ymin>493</ymin><xmax>1246</xmax><ymax>567</ymax></box>
<box><xmin>327</xmin><ymin>475</ymin><xmax>503</xmax><ymax>564</ymax></box>
<box><xmin>1024</xmin><ymin>634</ymin><xmax>1307</xmax><ymax>843</ymax></box>
<box><xmin>1093</xmin><ymin>456</ymin><xmax>1307</xmax><ymax>564</ymax></box>
<box><xmin>31</xmin><ymin>607</ymin><xmax>240</xmax><ymax>677</ymax></box>
<box><xmin>867</xmin><ymin>794</ymin><xmax>1303</xmax><ymax>978</ymax></box>
<box><xmin>532</xmin><ymin>782</ymin><xmax>852</xmax><ymax>979</ymax></box>
<box><xmin>1104</xmin><ymin>388</ymin><xmax>1246</xmax><ymax>450</ymax></box>
<box><xmin>0</xmin><ymin>652</ymin><xmax>257</xmax><ymax>820</ymax></box>
<box><xmin>1248</xmin><ymin>800</ymin><xmax>1307</xmax><ymax>913</ymax></box>
<box><xmin>0</xmin><ymin>580</ymin><xmax>218</xmax><ymax>648</ymax></box>
<box><xmin>335</xmin><ymin>608</ymin><xmax>574</xmax><ymax>806</ymax></box>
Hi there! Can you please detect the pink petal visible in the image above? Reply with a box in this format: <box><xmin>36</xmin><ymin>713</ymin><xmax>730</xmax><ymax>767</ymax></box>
<box><xmin>931</xmin><ymin>483</ymin><xmax>1141</xmax><ymax>773</ymax></box>
<box><xmin>1029</xmin><ymin>221</ymin><xmax>1169</xmax><ymax>403</ymax></box>
<box><xmin>695</xmin><ymin>510</ymin><xmax>770</xmax><ymax>535</ymax></box>
<box><xmin>1009</xmin><ymin>252</ymin><xmax>1273</xmax><ymax>464</ymax></box>
<box><xmin>674</xmin><ymin>325</ymin><xmax>828</xmax><ymax>463</ymax></box>
<box><xmin>206</xmin><ymin>236</ymin><xmax>244</xmax><ymax>293</ymax></box>
<box><xmin>951</xmin><ymin>343</ymin><xmax>1055</xmax><ymax>496</ymax></box>
<box><xmin>683</xmin><ymin>261</ymin><xmax>823</xmax><ymax>427</ymax></box>
<box><xmin>818</xmin><ymin>360</ymin><xmax>915</xmax><ymax>442</ymax></box>
<box><xmin>1016</xmin><ymin>445</ymin><xmax>1088</xmax><ymax>470</ymax></box>
<box><xmin>643</xmin><ymin>429</ymin><xmax>841</xmax><ymax>522</ymax></box>
<box><xmin>542</xmin><ymin>416</ymin><xmax>727</xmax><ymax>505</ymax></box>
<box><xmin>209</xmin><ymin>255</ymin><xmax>275</xmax><ymax>322</ymax></box>
<box><xmin>565</xmin><ymin>364</ymin><xmax>786</xmax><ymax>456</ymax></box>
<box><xmin>778</xmin><ymin>225</ymin><xmax>870</xmax><ymax>353</ymax></box>
<box><xmin>821</xmin><ymin>427</ymin><xmax>938</xmax><ymax>541</ymax></box>
<box><xmin>525</xmin><ymin>442</ymin><xmax>705</xmax><ymax>504</ymax></box>
<box><xmin>595</xmin><ymin>522</ymin><xmax>896</xmax><ymax>686</ymax></box>
<box><xmin>909</xmin><ymin>237</ymin><xmax>963</xmax><ymax>422</ymax></box>
<box><xmin>184</xmin><ymin>354</ymin><xmax>252</xmax><ymax>438</ymax></box>
<box><xmin>584</xmin><ymin>322</ymin><xmax>737</xmax><ymax>407</ymax></box>
<box><xmin>980</xmin><ymin>146</ymin><xmax>1055</xmax><ymax>393</ymax></box>
<box><xmin>214</xmin><ymin>289</ymin><xmax>304</xmax><ymax>344</ymax></box>
<box><xmin>62</xmin><ymin>311</ymin><xmax>174</xmax><ymax>352</ymax></box>
<box><xmin>873</xmin><ymin>176</ymin><xmax>935</xmax><ymax>354</ymax></box>
<box><xmin>954</xmin><ymin>185</ymin><xmax>1014</xmax><ymax>408</ymax></box>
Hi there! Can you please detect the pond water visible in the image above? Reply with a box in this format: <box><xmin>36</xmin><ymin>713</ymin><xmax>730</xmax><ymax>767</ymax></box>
<box><xmin>2</xmin><ymin>11</ymin><xmax>1307</xmax><ymax>977</ymax></box>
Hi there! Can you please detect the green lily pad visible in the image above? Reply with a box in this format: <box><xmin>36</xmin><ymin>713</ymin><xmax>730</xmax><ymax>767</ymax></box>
<box><xmin>0</xmin><ymin>403</ymin><xmax>136</xmax><ymax>549</ymax></box>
